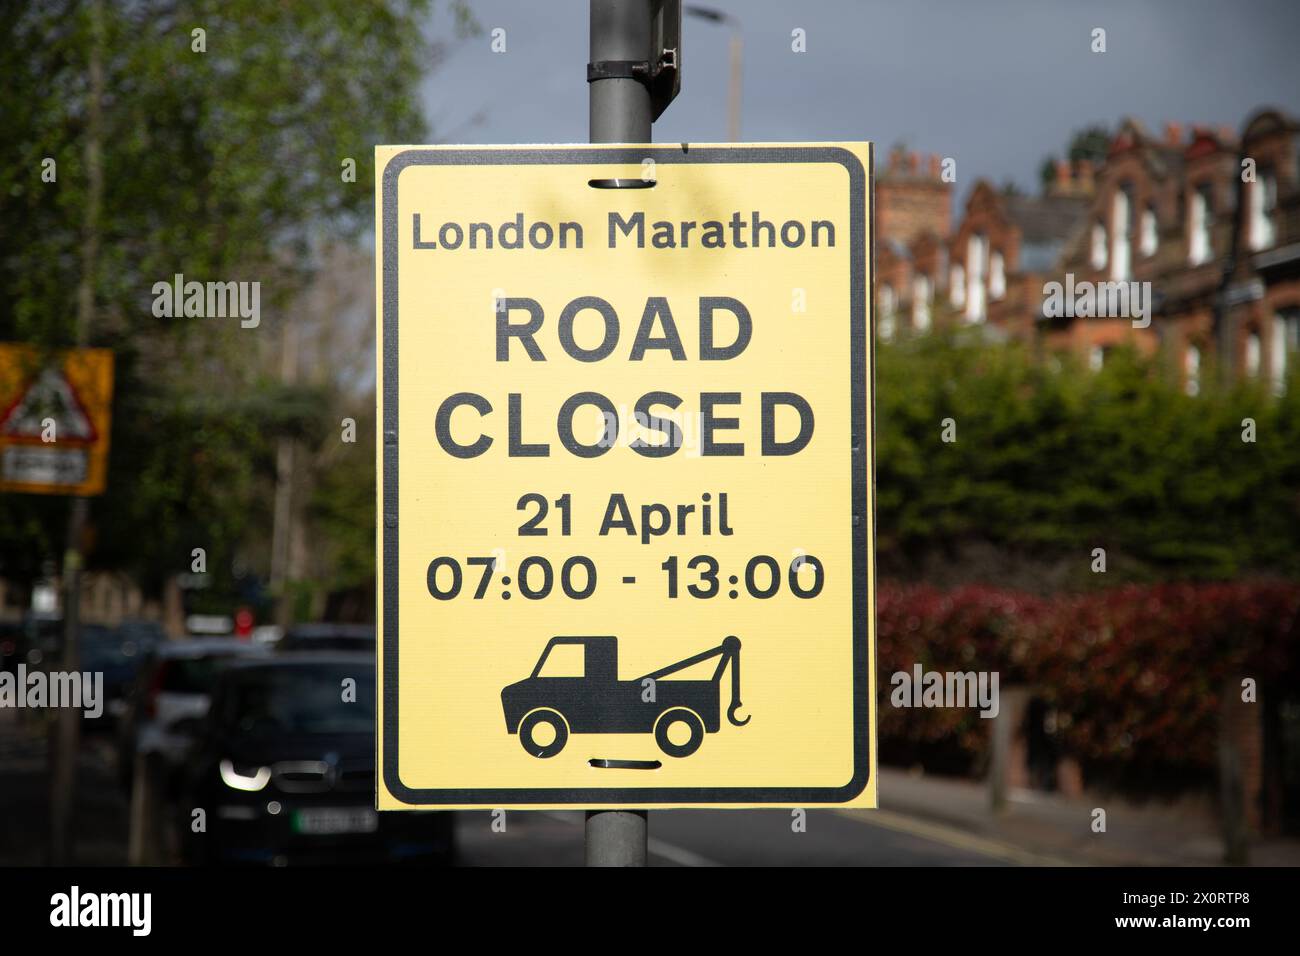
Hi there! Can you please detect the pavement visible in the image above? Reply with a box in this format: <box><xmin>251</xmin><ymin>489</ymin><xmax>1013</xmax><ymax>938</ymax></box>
<box><xmin>875</xmin><ymin>766</ymin><xmax>1300</xmax><ymax>867</ymax></box>
<box><xmin>5</xmin><ymin>701</ymin><xmax>1299</xmax><ymax>866</ymax></box>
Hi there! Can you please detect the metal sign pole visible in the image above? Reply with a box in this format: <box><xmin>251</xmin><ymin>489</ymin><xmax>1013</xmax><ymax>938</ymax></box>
<box><xmin>584</xmin><ymin>0</ymin><xmax>655</xmax><ymax>866</ymax></box>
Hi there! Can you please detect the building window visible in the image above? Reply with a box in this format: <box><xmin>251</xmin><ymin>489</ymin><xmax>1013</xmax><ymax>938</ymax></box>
<box><xmin>989</xmin><ymin>251</ymin><xmax>1006</xmax><ymax>300</ymax></box>
<box><xmin>966</xmin><ymin>234</ymin><xmax>986</xmax><ymax>322</ymax></box>
<box><xmin>1245</xmin><ymin>331</ymin><xmax>1261</xmax><ymax>378</ymax></box>
<box><xmin>949</xmin><ymin>263</ymin><xmax>966</xmax><ymax>309</ymax></box>
<box><xmin>880</xmin><ymin>284</ymin><xmax>895</xmax><ymax>342</ymax></box>
<box><xmin>912</xmin><ymin>274</ymin><xmax>932</xmax><ymax>332</ymax></box>
<box><xmin>1140</xmin><ymin>205</ymin><xmax>1158</xmax><ymax>257</ymax></box>
<box><xmin>1271</xmin><ymin>309</ymin><xmax>1300</xmax><ymax>395</ymax></box>
<box><xmin>1111</xmin><ymin>186</ymin><xmax>1133</xmax><ymax>281</ymax></box>
<box><xmin>1090</xmin><ymin>221</ymin><xmax>1108</xmax><ymax>270</ymax></box>
<box><xmin>1185</xmin><ymin>344</ymin><xmax>1201</xmax><ymax>397</ymax></box>
<box><xmin>1249</xmin><ymin>171</ymin><xmax>1278</xmax><ymax>251</ymax></box>
<box><xmin>1189</xmin><ymin>184</ymin><xmax>1213</xmax><ymax>265</ymax></box>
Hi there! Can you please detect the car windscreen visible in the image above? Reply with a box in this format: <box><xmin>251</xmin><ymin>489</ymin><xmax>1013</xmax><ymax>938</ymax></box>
<box><xmin>214</xmin><ymin>664</ymin><xmax>374</xmax><ymax>736</ymax></box>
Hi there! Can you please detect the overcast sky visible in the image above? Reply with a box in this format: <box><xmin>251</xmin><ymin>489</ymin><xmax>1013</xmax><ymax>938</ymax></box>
<box><xmin>422</xmin><ymin>0</ymin><xmax>1300</xmax><ymax>203</ymax></box>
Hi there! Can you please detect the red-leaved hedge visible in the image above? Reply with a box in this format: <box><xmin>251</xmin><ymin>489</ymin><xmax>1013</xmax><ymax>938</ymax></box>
<box><xmin>876</xmin><ymin>581</ymin><xmax>1300</xmax><ymax>780</ymax></box>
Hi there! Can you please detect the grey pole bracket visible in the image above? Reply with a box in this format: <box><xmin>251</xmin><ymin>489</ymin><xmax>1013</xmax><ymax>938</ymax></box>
<box><xmin>586</xmin><ymin>0</ymin><xmax>680</xmax><ymax>122</ymax></box>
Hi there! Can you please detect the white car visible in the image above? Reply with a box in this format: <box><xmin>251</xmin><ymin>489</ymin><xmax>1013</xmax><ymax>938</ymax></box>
<box><xmin>116</xmin><ymin>637</ymin><xmax>269</xmax><ymax>790</ymax></box>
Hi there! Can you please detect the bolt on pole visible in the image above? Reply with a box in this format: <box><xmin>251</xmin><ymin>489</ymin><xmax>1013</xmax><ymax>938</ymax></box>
<box><xmin>586</xmin><ymin>0</ymin><xmax>655</xmax><ymax>866</ymax></box>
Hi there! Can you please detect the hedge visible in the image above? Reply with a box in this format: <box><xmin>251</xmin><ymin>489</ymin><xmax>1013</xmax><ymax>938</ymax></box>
<box><xmin>876</xmin><ymin>579</ymin><xmax>1300</xmax><ymax>784</ymax></box>
<box><xmin>876</xmin><ymin>333</ymin><xmax>1300</xmax><ymax>580</ymax></box>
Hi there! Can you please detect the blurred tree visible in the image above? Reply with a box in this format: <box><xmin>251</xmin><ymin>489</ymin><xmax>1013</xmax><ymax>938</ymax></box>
<box><xmin>1039</xmin><ymin>123</ymin><xmax>1111</xmax><ymax>191</ymax></box>
<box><xmin>0</xmin><ymin>0</ymin><xmax>471</xmax><ymax>609</ymax></box>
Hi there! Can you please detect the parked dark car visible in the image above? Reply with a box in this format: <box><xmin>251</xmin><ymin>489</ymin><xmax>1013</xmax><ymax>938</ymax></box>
<box><xmin>178</xmin><ymin>653</ymin><xmax>453</xmax><ymax>865</ymax></box>
<box><xmin>278</xmin><ymin>623</ymin><xmax>375</xmax><ymax>654</ymax></box>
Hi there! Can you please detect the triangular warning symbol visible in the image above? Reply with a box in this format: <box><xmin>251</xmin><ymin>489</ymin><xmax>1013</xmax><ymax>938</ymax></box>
<box><xmin>0</xmin><ymin>366</ymin><xmax>97</xmax><ymax>443</ymax></box>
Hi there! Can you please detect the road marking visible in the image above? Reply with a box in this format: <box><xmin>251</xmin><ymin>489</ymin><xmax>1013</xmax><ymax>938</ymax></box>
<box><xmin>542</xmin><ymin>811</ymin><xmax>722</xmax><ymax>867</ymax></box>
<box><xmin>647</xmin><ymin>837</ymin><xmax>722</xmax><ymax>868</ymax></box>
<box><xmin>835</xmin><ymin>808</ymin><xmax>1074</xmax><ymax>866</ymax></box>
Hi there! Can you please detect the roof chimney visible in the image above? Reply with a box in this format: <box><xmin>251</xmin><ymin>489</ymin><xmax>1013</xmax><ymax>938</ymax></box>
<box><xmin>1055</xmin><ymin>158</ymin><xmax>1072</xmax><ymax>192</ymax></box>
<box><xmin>1163</xmin><ymin>122</ymin><xmax>1183</xmax><ymax>147</ymax></box>
<box><xmin>1077</xmin><ymin>159</ymin><xmax>1095</xmax><ymax>194</ymax></box>
<box><xmin>928</xmin><ymin>153</ymin><xmax>942</xmax><ymax>179</ymax></box>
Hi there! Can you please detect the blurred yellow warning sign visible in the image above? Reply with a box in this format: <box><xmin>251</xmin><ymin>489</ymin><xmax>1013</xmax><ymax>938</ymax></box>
<box><xmin>375</xmin><ymin>143</ymin><xmax>875</xmax><ymax>810</ymax></box>
<box><xmin>0</xmin><ymin>344</ymin><xmax>114</xmax><ymax>496</ymax></box>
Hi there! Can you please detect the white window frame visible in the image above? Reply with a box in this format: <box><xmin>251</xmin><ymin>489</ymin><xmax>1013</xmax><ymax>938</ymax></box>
<box><xmin>912</xmin><ymin>274</ymin><xmax>932</xmax><ymax>331</ymax></box>
<box><xmin>1140</xmin><ymin>206</ymin><xmax>1158</xmax><ymax>257</ymax></box>
<box><xmin>1245</xmin><ymin>331</ymin><xmax>1262</xmax><ymax>378</ymax></box>
<box><xmin>1090</xmin><ymin>221</ymin><xmax>1108</xmax><ymax>270</ymax></box>
<box><xmin>1249</xmin><ymin>172</ymin><xmax>1277</xmax><ymax>251</ymax></box>
<box><xmin>989</xmin><ymin>251</ymin><xmax>1006</xmax><ymax>301</ymax></box>
<box><xmin>949</xmin><ymin>263</ymin><xmax>966</xmax><ymax>309</ymax></box>
<box><xmin>880</xmin><ymin>284</ymin><xmax>896</xmax><ymax>342</ymax></box>
<box><xmin>1270</xmin><ymin>312</ymin><xmax>1290</xmax><ymax>395</ymax></box>
<box><xmin>1185</xmin><ymin>344</ymin><xmax>1200</xmax><ymax>397</ymax></box>
<box><xmin>966</xmin><ymin>234</ymin><xmax>987</xmax><ymax>322</ymax></box>
<box><xmin>1189</xmin><ymin>185</ymin><xmax>1212</xmax><ymax>266</ymax></box>
<box><xmin>1111</xmin><ymin>188</ymin><xmax>1131</xmax><ymax>281</ymax></box>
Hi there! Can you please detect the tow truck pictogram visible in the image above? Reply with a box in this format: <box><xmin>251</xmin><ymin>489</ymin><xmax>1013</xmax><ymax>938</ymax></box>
<box><xmin>501</xmin><ymin>635</ymin><xmax>750</xmax><ymax>758</ymax></box>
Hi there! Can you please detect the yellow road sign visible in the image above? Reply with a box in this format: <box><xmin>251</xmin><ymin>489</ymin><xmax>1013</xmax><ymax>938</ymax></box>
<box><xmin>0</xmin><ymin>344</ymin><xmax>114</xmax><ymax>496</ymax></box>
<box><xmin>376</xmin><ymin>144</ymin><xmax>875</xmax><ymax>809</ymax></box>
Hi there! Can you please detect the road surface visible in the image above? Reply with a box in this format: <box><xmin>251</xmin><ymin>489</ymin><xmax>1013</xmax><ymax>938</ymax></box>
<box><xmin>455</xmin><ymin>807</ymin><xmax>1018</xmax><ymax>866</ymax></box>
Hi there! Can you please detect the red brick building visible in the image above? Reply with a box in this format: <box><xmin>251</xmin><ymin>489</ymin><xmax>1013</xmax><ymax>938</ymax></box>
<box><xmin>885</xmin><ymin>109</ymin><xmax>1300</xmax><ymax>395</ymax></box>
<box><xmin>1222</xmin><ymin>109</ymin><xmax>1300</xmax><ymax>393</ymax></box>
<box><xmin>949</xmin><ymin>180</ymin><xmax>1091</xmax><ymax>342</ymax></box>
<box><xmin>875</xmin><ymin>148</ymin><xmax>952</xmax><ymax>341</ymax></box>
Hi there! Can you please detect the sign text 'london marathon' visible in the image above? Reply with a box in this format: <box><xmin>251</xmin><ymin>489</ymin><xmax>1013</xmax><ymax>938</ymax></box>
<box><xmin>412</xmin><ymin>207</ymin><xmax>836</xmax><ymax>463</ymax></box>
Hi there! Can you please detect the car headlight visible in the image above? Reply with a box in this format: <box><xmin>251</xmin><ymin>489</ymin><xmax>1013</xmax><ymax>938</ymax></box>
<box><xmin>219</xmin><ymin>759</ymin><xmax>271</xmax><ymax>792</ymax></box>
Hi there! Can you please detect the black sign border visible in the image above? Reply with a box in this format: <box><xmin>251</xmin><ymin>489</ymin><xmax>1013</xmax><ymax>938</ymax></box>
<box><xmin>380</xmin><ymin>145</ymin><xmax>873</xmax><ymax>805</ymax></box>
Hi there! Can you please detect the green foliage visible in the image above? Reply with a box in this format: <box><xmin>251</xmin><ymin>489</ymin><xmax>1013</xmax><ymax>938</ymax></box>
<box><xmin>308</xmin><ymin>407</ymin><xmax>377</xmax><ymax>597</ymax></box>
<box><xmin>0</xmin><ymin>1</ymin><xmax>452</xmax><ymax>597</ymax></box>
<box><xmin>876</xmin><ymin>331</ymin><xmax>1300</xmax><ymax>580</ymax></box>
